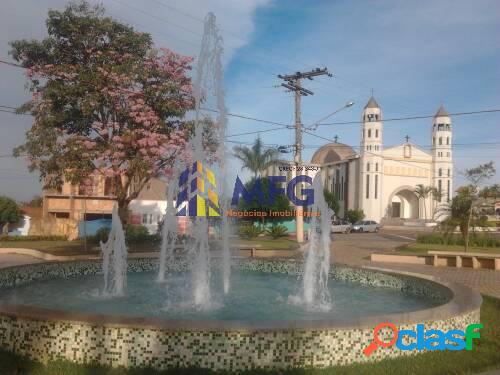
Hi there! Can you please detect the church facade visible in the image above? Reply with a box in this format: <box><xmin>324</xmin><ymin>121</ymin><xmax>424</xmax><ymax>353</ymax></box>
<box><xmin>266</xmin><ymin>96</ymin><xmax>453</xmax><ymax>223</ymax></box>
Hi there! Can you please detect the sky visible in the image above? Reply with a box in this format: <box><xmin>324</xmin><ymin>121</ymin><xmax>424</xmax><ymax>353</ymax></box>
<box><xmin>0</xmin><ymin>0</ymin><xmax>499</xmax><ymax>201</ymax></box>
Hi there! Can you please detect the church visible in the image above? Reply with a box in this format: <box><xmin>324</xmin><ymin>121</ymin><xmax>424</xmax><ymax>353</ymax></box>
<box><xmin>266</xmin><ymin>96</ymin><xmax>453</xmax><ymax>223</ymax></box>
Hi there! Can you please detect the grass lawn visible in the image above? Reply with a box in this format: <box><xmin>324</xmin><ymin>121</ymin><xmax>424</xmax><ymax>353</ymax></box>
<box><xmin>396</xmin><ymin>242</ymin><xmax>500</xmax><ymax>256</ymax></box>
<box><xmin>0</xmin><ymin>296</ymin><xmax>498</xmax><ymax>374</ymax></box>
<box><xmin>237</xmin><ymin>236</ymin><xmax>299</xmax><ymax>250</ymax></box>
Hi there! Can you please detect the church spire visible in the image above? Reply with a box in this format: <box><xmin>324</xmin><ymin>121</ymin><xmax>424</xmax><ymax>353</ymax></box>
<box><xmin>434</xmin><ymin>105</ymin><xmax>449</xmax><ymax>118</ymax></box>
<box><xmin>364</xmin><ymin>96</ymin><xmax>380</xmax><ymax>109</ymax></box>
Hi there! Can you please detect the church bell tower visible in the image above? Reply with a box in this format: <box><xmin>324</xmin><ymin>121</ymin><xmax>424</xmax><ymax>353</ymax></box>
<box><xmin>360</xmin><ymin>96</ymin><xmax>383</xmax><ymax>220</ymax></box>
<box><xmin>431</xmin><ymin>105</ymin><xmax>453</xmax><ymax>208</ymax></box>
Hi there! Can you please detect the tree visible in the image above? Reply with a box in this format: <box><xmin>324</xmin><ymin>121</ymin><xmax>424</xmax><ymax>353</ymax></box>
<box><xmin>437</xmin><ymin>162</ymin><xmax>496</xmax><ymax>252</ymax></box>
<box><xmin>345</xmin><ymin>209</ymin><xmax>364</xmax><ymax>224</ymax></box>
<box><xmin>232</xmin><ymin>137</ymin><xmax>279</xmax><ymax>178</ymax></box>
<box><xmin>237</xmin><ymin>177</ymin><xmax>292</xmax><ymax>223</ymax></box>
<box><xmin>479</xmin><ymin>184</ymin><xmax>500</xmax><ymax>199</ymax></box>
<box><xmin>414</xmin><ymin>184</ymin><xmax>433</xmax><ymax>220</ymax></box>
<box><xmin>25</xmin><ymin>195</ymin><xmax>43</xmax><ymax>207</ymax></box>
<box><xmin>0</xmin><ymin>196</ymin><xmax>21</xmax><ymax>235</ymax></box>
<box><xmin>323</xmin><ymin>189</ymin><xmax>339</xmax><ymax>216</ymax></box>
<box><xmin>461</xmin><ymin>162</ymin><xmax>495</xmax><ymax>252</ymax></box>
<box><xmin>10</xmin><ymin>1</ymin><xmax>194</xmax><ymax>223</ymax></box>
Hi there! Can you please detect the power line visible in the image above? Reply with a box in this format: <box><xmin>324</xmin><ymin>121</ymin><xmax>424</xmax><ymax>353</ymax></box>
<box><xmin>317</xmin><ymin>109</ymin><xmax>500</xmax><ymax>126</ymax></box>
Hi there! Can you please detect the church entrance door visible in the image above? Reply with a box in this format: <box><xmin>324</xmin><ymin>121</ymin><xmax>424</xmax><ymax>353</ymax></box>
<box><xmin>392</xmin><ymin>202</ymin><xmax>401</xmax><ymax>218</ymax></box>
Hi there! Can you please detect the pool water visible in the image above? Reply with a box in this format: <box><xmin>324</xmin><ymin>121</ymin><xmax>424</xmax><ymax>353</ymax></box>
<box><xmin>0</xmin><ymin>271</ymin><xmax>439</xmax><ymax>321</ymax></box>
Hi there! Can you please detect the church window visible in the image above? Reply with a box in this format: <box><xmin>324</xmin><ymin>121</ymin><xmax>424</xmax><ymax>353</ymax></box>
<box><xmin>366</xmin><ymin>175</ymin><xmax>370</xmax><ymax>199</ymax></box>
<box><xmin>448</xmin><ymin>168</ymin><xmax>450</xmax><ymax>177</ymax></box>
<box><xmin>375</xmin><ymin>163</ymin><xmax>379</xmax><ymax>171</ymax></box>
<box><xmin>363</xmin><ymin>129</ymin><xmax>365</xmax><ymax>139</ymax></box>
<box><xmin>375</xmin><ymin>175</ymin><xmax>378</xmax><ymax>199</ymax></box>
<box><xmin>433</xmin><ymin>137</ymin><xmax>435</xmax><ymax>145</ymax></box>
<box><xmin>447</xmin><ymin>180</ymin><xmax>450</xmax><ymax>202</ymax></box>
<box><xmin>368</xmin><ymin>114</ymin><xmax>374</xmax><ymax>122</ymax></box>
<box><xmin>438</xmin><ymin>180</ymin><xmax>442</xmax><ymax>201</ymax></box>
<box><xmin>446</xmin><ymin>137</ymin><xmax>449</xmax><ymax>145</ymax></box>
<box><xmin>335</xmin><ymin>170</ymin><xmax>340</xmax><ymax>197</ymax></box>
<box><xmin>368</xmin><ymin>129</ymin><xmax>371</xmax><ymax>138</ymax></box>
<box><xmin>375</xmin><ymin>129</ymin><xmax>379</xmax><ymax>138</ymax></box>
<box><xmin>375</xmin><ymin>114</ymin><xmax>379</xmax><ymax>121</ymax></box>
<box><xmin>439</xmin><ymin>137</ymin><xmax>442</xmax><ymax>145</ymax></box>
<box><xmin>446</xmin><ymin>124</ymin><xmax>450</xmax><ymax>130</ymax></box>
<box><xmin>439</xmin><ymin>168</ymin><xmax>442</xmax><ymax>177</ymax></box>
<box><xmin>341</xmin><ymin>176</ymin><xmax>344</xmax><ymax>200</ymax></box>
<box><xmin>367</xmin><ymin>163</ymin><xmax>370</xmax><ymax>172</ymax></box>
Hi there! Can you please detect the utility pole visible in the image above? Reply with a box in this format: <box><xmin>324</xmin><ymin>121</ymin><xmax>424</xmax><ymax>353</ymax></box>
<box><xmin>277</xmin><ymin>68</ymin><xmax>332</xmax><ymax>243</ymax></box>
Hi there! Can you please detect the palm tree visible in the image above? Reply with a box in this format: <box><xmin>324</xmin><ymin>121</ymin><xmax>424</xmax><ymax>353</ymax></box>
<box><xmin>232</xmin><ymin>137</ymin><xmax>279</xmax><ymax>178</ymax></box>
<box><xmin>414</xmin><ymin>184</ymin><xmax>433</xmax><ymax>220</ymax></box>
<box><xmin>431</xmin><ymin>187</ymin><xmax>443</xmax><ymax>220</ymax></box>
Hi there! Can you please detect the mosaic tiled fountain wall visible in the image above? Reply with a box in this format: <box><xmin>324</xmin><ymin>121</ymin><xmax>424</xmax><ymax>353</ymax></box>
<box><xmin>0</xmin><ymin>259</ymin><xmax>481</xmax><ymax>371</ymax></box>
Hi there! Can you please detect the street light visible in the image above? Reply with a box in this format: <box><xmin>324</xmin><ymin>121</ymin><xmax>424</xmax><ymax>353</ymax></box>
<box><xmin>306</xmin><ymin>101</ymin><xmax>355</xmax><ymax>131</ymax></box>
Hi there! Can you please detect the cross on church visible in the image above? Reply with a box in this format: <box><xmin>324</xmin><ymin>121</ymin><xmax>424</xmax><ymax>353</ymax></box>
<box><xmin>334</xmin><ymin>135</ymin><xmax>338</xmax><ymax>143</ymax></box>
<box><xmin>405</xmin><ymin>135</ymin><xmax>410</xmax><ymax>143</ymax></box>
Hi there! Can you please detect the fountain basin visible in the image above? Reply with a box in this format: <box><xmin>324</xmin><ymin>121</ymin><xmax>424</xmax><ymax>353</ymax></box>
<box><xmin>0</xmin><ymin>258</ymin><xmax>481</xmax><ymax>371</ymax></box>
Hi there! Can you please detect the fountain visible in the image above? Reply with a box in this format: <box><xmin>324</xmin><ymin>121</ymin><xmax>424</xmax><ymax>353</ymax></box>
<box><xmin>100</xmin><ymin>205</ymin><xmax>127</xmax><ymax>297</ymax></box>
<box><xmin>289</xmin><ymin>174</ymin><xmax>333</xmax><ymax>310</ymax></box>
<box><xmin>157</xmin><ymin>176</ymin><xmax>179</xmax><ymax>283</ymax></box>
<box><xmin>177</xmin><ymin>12</ymin><xmax>231</xmax><ymax>307</ymax></box>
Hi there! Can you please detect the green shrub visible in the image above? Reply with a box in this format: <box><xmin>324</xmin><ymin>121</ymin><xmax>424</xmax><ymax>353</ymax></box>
<box><xmin>0</xmin><ymin>235</ymin><xmax>67</xmax><ymax>241</ymax></box>
<box><xmin>88</xmin><ymin>225</ymin><xmax>160</xmax><ymax>245</ymax></box>
<box><xmin>265</xmin><ymin>224</ymin><xmax>288</xmax><ymax>239</ymax></box>
<box><xmin>345</xmin><ymin>209</ymin><xmax>365</xmax><ymax>224</ymax></box>
<box><xmin>90</xmin><ymin>227</ymin><xmax>111</xmax><ymax>243</ymax></box>
<box><xmin>125</xmin><ymin>225</ymin><xmax>151</xmax><ymax>243</ymax></box>
<box><xmin>238</xmin><ymin>225</ymin><xmax>264</xmax><ymax>239</ymax></box>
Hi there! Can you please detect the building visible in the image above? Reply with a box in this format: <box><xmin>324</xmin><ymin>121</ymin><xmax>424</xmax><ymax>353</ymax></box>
<box><xmin>42</xmin><ymin>175</ymin><xmax>167</xmax><ymax>238</ymax></box>
<box><xmin>128</xmin><ymin>178</ymin><xmax>168</xmax><ymax>234</ymax></box>
<box><xmin>266</xmin><ymin>96</ymin><xmax>453</xmax><ymax>223</ymax></box>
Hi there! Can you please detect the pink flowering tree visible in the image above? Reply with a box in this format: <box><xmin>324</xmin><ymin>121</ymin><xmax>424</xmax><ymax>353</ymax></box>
<box><xmin>10</xmin><ymin>1</ymin><xmax>196</xmax><ymax>222</ymax></box>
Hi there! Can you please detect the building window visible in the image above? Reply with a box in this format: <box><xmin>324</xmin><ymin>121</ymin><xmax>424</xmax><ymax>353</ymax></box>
<box><xmin>366</xmin><ymin>175</ymin><xmax>370</xmax><ymax>199</ymax></box>
<box><xmin>439</xmin><ymin>168</ymin><xmax>442</xmax><ymax>177</ymax></box>
<box><xmin>367</xmin><ymin>163</ymin><xmax>370</xmax><ymax>172</ymax></box>
<box><xmin>375</xmin><ymin>129</ymin><xmax>379</xmax><ymax>138</ymax></box>
<box><xmin>448</xmin><ymin>168</ymin><xmax>450</xmax><ymax>177</ymax></box>
<box><xmin>438</xmin><ymin>180</ymin><xmax>442</xmax><ymax>202</ymax></box>
<box><xmin>433</xmin><ymin>137</ymin><xmax>435</xmax><ymax>145</ymax></box>
<box><xmin>375</xmin><ymin>175</ymin><xmax>378</xmax><ymax>199</ymax></box>
<box><xmin>368</xmin><ymin>129</ymin><xmax>371</xmax><ymax>138</ymax></box>
<box><xmin>142</xmin><ymin>214</ymin><xmax>148</xmax><ymax>224</ymax></box>
<box><xmin>439</xmin><ymin>137</ymin><xmax>442</xmax><ymax>145</ymax></box>
<box><xmin>104</xmin><ymin>176</ymin><xmax>117</xmax><ymax>196</ymax></box>
<box><xmin>447</xmin><ymin>180</ymin><xmax>450</xmax><ymax>202</ymax></box>
<box><xmin>375</xmin><ymin>114</ymin><xmax>379</xmax><ymax>121</ymax></box>
<box><xmin>446</xmin><ymin>137</ymin><xmax>449</xmax><ymax>145</ymax></box>
<box><xmin>363</xmin><ymin>129</ymin><xmax>365</xmax><ymax>139</ymax></box>
<box><xmin>375</xmin><ymin>163</ymin><xmax>379</xmax><ymax>172</ymax></box>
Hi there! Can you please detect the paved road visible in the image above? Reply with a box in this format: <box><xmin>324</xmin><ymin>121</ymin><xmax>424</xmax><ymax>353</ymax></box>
<box><xmin>331</xmin><ymin>229</ymin><xmax>500</xmax><ymax>299</ymax></box>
